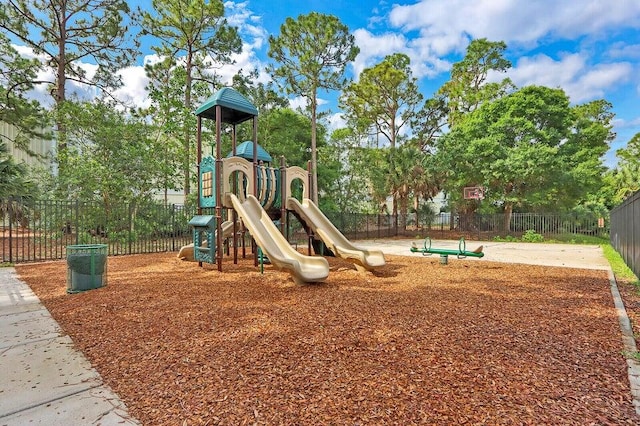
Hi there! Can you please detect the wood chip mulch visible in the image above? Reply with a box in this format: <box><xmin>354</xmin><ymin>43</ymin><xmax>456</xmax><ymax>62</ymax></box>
<box><xmin>15</xmin><ymin>252</ymin><xmax>640</xmax><ymax>425</ymax></box>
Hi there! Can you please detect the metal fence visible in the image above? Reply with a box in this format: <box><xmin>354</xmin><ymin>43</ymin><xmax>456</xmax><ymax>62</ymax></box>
<box><xmin>1</xmin><ymin>198</ymin><xmax>195</xmax><ymax>263</ymax></box>
<box><xmin>322</xmin><ymin>210</ymin><xmax>607</xmax><ymax>241</ymax></box>
<box><xmin>1</xmin><ymin>197</ymin><xmax>609</xmax><ymax>264</ymax></box>
<box><xmin>611</xmin><ymin>190</ymin><xmax>640</xmax><ymax>279</ymax></box>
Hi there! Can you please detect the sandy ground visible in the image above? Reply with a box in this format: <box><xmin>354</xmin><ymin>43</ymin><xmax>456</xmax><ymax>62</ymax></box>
<box><xmin>354</xmin><ymin>238</ymin><xmax>610</xmax><ymax>270</ymax></box>
<box><xmin>13</xmin><ymin>240</ymin><xmax>640</xmax><ymax>425</ymax></box>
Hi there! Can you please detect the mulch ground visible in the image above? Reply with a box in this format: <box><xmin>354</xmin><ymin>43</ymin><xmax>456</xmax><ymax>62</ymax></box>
<box><xmin>15</xmin><ymin>251</ymin><xmax>640</xmax><ymax>425</ymax></box>
<box><xmin>617</xmin><ymin>277</ymin><xmax>640</xmax><ymax>355</ymax></box>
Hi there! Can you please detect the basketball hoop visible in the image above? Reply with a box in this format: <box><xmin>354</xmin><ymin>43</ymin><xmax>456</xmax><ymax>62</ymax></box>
<box><xmin>464</xmin><ymin>186</ymin><xmax>485</xmax><ymax>200</ymax></box>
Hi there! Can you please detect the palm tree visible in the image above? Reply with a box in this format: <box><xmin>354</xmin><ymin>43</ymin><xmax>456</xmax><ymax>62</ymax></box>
<box><xmin>386</xmin><ymin>146</ymin><xmax>428</xmax><ymax>230</ymax></box>
<box><xmin>410</xmin><ymin>153</ymin><xmax>440</xmax><ymax>228</ymax></box>
<box><xmin>0</xmin><ymin>140</ymin><xmax>34</xmax><ymax>226</ymax></box>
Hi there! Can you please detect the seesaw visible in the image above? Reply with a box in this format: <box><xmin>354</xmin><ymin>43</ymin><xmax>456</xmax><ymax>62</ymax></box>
<box><xmin>410</xmin><ymin>237</ymin><xmax>484</xmax><ymax>264</ymax></box>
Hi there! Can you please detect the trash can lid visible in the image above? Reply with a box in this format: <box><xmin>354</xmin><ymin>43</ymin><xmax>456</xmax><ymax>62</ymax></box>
<box><xmin>67</xmin><ymin>244</ymin><xmax>108</xmax><ymax>249</ymax></box>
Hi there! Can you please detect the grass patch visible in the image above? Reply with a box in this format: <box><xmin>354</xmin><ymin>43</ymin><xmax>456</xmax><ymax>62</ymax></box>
<box><xmin>546</xmin><ymin>233</ymin><xmax>609</xmax><ymax>245</ymax></box>
<box><xmin>623</xmin><ymin>350</ymin><xmax>640</xmax><ymax>362</ymax></box>
<box><xmin>0</xmin><ymin>262</ymin><xmax>14</xmax><ymax>268</ymax></box>
<box><xmin>493</xmin><ymin>233</ymin><xmax>609</xmax><ymax>245</ymax></box>
<box><xmin>602</xmin><ymin>244</ymin><xmax>639</xmax><ymax>286</ymax></box>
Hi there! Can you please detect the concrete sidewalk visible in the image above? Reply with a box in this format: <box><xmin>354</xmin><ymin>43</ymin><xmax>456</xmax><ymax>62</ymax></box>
<box><xmin>0</xmin><ymin>267</ymin><xmax>139</xmax><ymax>426</ymax></box>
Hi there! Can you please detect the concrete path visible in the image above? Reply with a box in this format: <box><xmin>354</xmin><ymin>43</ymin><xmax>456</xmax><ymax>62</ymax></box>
<box><xmin>0</xmin><ymin>267</ymin><xmax>139</xmax><ymax>426</ymax></box>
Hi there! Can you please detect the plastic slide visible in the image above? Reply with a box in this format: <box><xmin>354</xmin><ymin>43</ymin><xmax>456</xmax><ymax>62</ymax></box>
<box><xmin>226</xmin><ymin>193</ymin><xmax>329</xmax><ymax>284</ymax></box>
<box><xmin>177</xmin><ymin>220</ymin><xmax>237</xmax><ymax>261</ymax></box>
<box><xmin>286</xmin><ymin>198</ymin><xmax>386</xmax><ymax>270</ymax></box>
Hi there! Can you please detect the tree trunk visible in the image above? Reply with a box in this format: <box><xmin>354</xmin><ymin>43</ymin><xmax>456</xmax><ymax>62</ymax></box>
<box><xmin>503</xmin><ymin>203</ymin><xmax>513</xmax><ymax>233</ymax></box>
<box><xmin>310</xmin><ymin>91</ymin><xmax>318</xmax><ymax>204</ymax></box>
<box><xmin>183</xmin><ymin>50</ymin><xmax>194</xmax><ymax>197</ymax></box>
<box><xmin>55</xmin><ymin>2</ymin><xmax>68</xmax><ymax>179</ymax></box>
<box><xmin>450</xmin><ymin>206</ymin><xmax>456</xmax><ymax>230</ymax></box>
<box><xmin>392</xmin><ymin>196</ymin><xmax>398</xmax><ymax>232</ymax></box>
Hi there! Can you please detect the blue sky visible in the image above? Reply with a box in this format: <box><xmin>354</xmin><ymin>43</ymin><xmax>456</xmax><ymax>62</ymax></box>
<box><xmin>15</xmin><ymin>0</ymin><xmax>640</xmax><ymax>167</ymax></box>
<box><xmin>199</xmin><ymin>0</ymin><xmax>640</xmax><ymax>167</ymax></box>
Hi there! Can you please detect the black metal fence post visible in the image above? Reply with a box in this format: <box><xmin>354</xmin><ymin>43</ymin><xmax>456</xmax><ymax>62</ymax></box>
<box><xmin>8</xmin><ymin>198</ymin><xmax>13</xmax><ymax>263</ymax></box>
<box><xmin>611</xmin><ymin>190</ymin><xmax>639</xmax><ymax>279</ymax></box>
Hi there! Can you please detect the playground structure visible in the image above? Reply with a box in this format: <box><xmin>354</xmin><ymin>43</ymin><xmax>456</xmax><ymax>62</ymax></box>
<box><xmin>410</xmin><ymin>237</ymin><xmax>484</xmax><ymax>264</ymax></box>
<box><xmin>181</xmin><ymin>87</ymin><xmax>385</xmax><ymax>283</ymax></box>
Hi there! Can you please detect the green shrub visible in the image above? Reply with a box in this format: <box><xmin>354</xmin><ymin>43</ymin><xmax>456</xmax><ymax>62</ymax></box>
<box><xmin>493</xmin><ymin>235</ymin><xmax>519</xmax><ymax>242</ymax></box>
<box><xmin>522</xmin><ymin>229</ymin><xmax>544</xmax><ymax>243</ymax></box>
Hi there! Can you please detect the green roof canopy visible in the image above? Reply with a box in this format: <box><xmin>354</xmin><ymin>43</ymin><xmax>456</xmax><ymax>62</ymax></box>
<box><xmin>188</xmin><ymin>215</ymin><xmax>216</xmax><ymax>228</ymax></box>
<box><xmin>227</xmin><ymin>141</ymin><xmax>273</xmax><ymax>163</ymax></box>
<box><xmin>194</xmin><ymin>87</ymin><xmax>258</xmax><ymax>124</ymax></box>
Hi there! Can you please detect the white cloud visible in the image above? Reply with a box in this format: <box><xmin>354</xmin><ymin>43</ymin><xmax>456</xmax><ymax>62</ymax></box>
<box><xmin>352</xmin><ymin>29</ymin><xmax>409</xmax><ymax>76</ymax></box>
<box><xmin>113</xmin><ymin>66</ymin><xmax>151</xmax><ymax>109</ymax></box>
<box><xmin>352</xmin><ymin>28</ymin><xmax>449</xmax><ymax>79</ymax></box>
<box><xmin>12</xmin><ymin>44</ymin><xmax>43</xmax><ymax>60</ymax></box>
<box><xmin>326</xmin><ymin>112</ymin><xmax>346</xmax><ymax>133</ymax></box>
<box><xmin>378</xmin><ymin>0</ymin><xmax>640</xmax><ymax>90</ymax></box>
<box><xmin>615</xmin><ymin>115</ymin><xmax>640</xmax><ymax>129</ymax></box>
<box><xmin>205</xmin><ymin>41</ymin><xmax>269</xmax><ymax>86</ymax></box>
<box><xmin>224</xmin><ymin>1</ymin><xmax>268</xmax><ymax>51</ymax></box>
<box><xmin>143</xmin><ymin>54</ymin><xmax>164</xmax><ymax>67</ymax></box>
<box><xmin>189</xmin><ymin>2</ymin><xmax>270</xmax><ymax>89</ymax></box>
<box><xmin>66</xmin><ymin>62</ymin><xmax>99</xmax><ymax>101</ymax></box>
<box><xmin>289</xmin><ymin>96</ymin><xmax>307</xmax><ymax>111</ymax></box>
<box><xmin>388</xmin><ymin>0</ymin><xmax>640</xmax><ymax>48</ymax></box>
<box><xmin>500</xmin><ymin>53</ymin><xmax>632</xmax><ymax>103</ymax></box>
<box><xmin>11</xmin><ymin>43</ymin><xmax>104</xmax><ymax>105</ymax></box>
<box><xmin>608</xmin><ymin>42</ymin><xmax>640</xmax><ymax>60</ymax></box>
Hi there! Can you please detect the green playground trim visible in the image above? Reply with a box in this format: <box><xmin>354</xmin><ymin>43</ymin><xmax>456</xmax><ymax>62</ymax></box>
<box><xmin>410</xmin><ymin>237</ymin><xmax>484</xmax><ymax>259</ymax></box>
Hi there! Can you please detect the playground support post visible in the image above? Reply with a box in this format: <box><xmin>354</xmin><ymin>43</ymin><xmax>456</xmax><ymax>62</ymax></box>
<box><xmin>231</xmin><ymin>124</ymin><xmax>238</xmax><ymax>265</ymax></box>
<box><xmin>196</xmin><ymin>116</ymin><xmax>204</xmax><ymax>267</ymax></box>
<box><xmin>252</xmin><ymin>116</ymin><xmax>259</xmax><ymax>267</ymax></box>
<box><xmin>280</xmin><ymin>156</ymin><xmax>287</xmax><ymax>236</ymax></box>
<box><xmin>196</xmin><ymin>117</ymin><xmax>202</xmax><ymax>215</ymax></box>
<box><xmin>215</xmin><ymin>105</ymin><xmax>223</xmax><ymax>272</ymax></box>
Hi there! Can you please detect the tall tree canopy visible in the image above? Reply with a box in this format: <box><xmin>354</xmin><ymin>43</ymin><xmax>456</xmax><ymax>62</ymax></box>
<box><xmin>612</xmin><ymin>132</ymin><xmax>640</xmax><ymax>202</ymax></box>
<box><xmin>0</xmin><ymin>140</ymin><xmax>32</xmax><ymax>198</ymax></box>
<box><xmin>340</xmin><ymin>53</ymin><xmax>423</xmax><ymax>223</ymax></box>
<box><xmin>138</xmin><ymin>57</ymin><xmax>188</xmax><ymax>205</ymax></box>
<box><xmin>437</xmin><ymin>85</ymin><xmax>612</xmax><ymax>229</ymax></box>
<box><xmin>141</xmin><ymin>0</ymin><xmax>242</xmax><ymax>196</ymax></box>
<box><xmin>231</xmin><ymin>68</ymin><xmax>289</xmax><ymax>144</ymax></box>
<box><xmin>438</xmin><ymin>38</ymin><xmax>513</xmax><ymax>126</ymax></box>
<box><xmin>268</xmin><ymin>12</ymin><xmax>359</xmax><ymax>204</ymax></box>
<box><xmin>58</xmin><ymin>101</ymin><xmax>166</xmax><ymax>207</ymax></box>
<box><xmin>324</xmin><ymin>128</ymin><xmax>376</xmax><ymax>213</ymax></box>
<box><xmin>410</xmin><ymin>95</ymin><xmax>449</xmax><ymax>153</ymax></box>
<box><xmin>560</xmin><ymin>99</ymin><xmax>615</xmax><ymax>204</ymax></box>
<box><xmin>340</xmin><ymin>53</ymin><xmax>423</xmax><ymax>149</ymax></box>
<box><xmin>0</xmin><ymin>31</ymin><xmax>50</xmax><ymax>155</ymax></box>
<box><xmin>0</xmin><ymin>0</ymin><xmax>139</xmax><ymax>174</ymax></box>
<box><xmin>257</xmin><ymin>108</ymin><xmax>326</xmax><ymax>169</ymax></box>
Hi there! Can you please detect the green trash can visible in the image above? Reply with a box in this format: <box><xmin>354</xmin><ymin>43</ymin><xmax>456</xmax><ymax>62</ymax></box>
<box><xmin>66</xmin><ymin>244</ymin><xmax>108</xmax><ymax>293</ymax></box>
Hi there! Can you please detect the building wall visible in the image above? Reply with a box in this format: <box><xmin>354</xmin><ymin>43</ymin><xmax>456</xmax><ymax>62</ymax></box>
<box><xmin>1</xmin><ymin>121</ymin><xmax>54</xmax><ymax>167</ymax></box>
<box><xmin>152</xmin><ymin>189</ymin><xmax>186</xmax><ymax>206</ymax></box>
